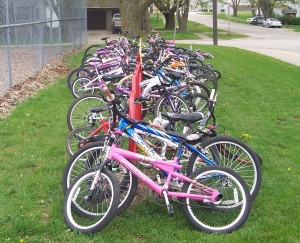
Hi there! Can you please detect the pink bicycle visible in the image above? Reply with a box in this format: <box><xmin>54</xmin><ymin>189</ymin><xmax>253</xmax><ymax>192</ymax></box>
<box><xmin>63</xmin><ymin>88</ymin><xmax>251</xmax><ymax>234</ymax></box>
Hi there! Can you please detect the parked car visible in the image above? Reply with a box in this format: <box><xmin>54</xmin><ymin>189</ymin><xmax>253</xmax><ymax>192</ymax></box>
<box><xmin>250</xmin><ymin>16</ymin><xmax>264</xmax><ymax>25</ymax></box>
<box><xmin>111</xmin><ymin>13</ymin><xmax>121</xmax><ymax>34</ymax></box>
<box><xmin>246</xmin><ymin>17</ymin><xmax>255</xmax><ymax>23</ymax></box>
<box><xmin>262</xmin><ymin>18</ymin><xmax>282</xmax><ymax>28</ymax></box>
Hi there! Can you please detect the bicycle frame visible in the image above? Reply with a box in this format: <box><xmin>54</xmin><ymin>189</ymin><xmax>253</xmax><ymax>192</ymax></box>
<box><xmin>117</xmin><ymin>118</ymin><xmax>216</xmax><ymax>166</ymax></box>
<box><xmin>105</xmin><ymin>143</ymin><xmax>221</xmax><ymax>201</ymax></box>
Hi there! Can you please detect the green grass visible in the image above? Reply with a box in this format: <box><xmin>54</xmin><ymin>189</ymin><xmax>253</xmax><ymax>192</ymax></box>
<box><xmin>1</xmin><ymin>46</ymin><xmax>300</xmax><ymax>242</ymax></box>
<box><xmin>150</xmin><ymin>13</ymin><xmax>247</xmax><ymax>40</ymax></box>
<box><xmin>217</xmin><ymin>11</ymin><xmax>252</xmax><ymax>24</ymax></box>
<box><xmin>284</xmin><ymin>25</ymin><xmax>300</xmax><ymax>32</ymax></box>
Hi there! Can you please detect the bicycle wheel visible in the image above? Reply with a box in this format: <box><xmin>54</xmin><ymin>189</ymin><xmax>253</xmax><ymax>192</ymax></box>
<box><xmin>186</xmin><ymin>135</ymin><xmax>262</xmax><ymax>201</ymax></box>
<box><xmin>66</xmin><ymin>126</ymin><xmax>96</xmax><ymax>157</ymax></box>
<box><xmin>184</xmin><ymin>92</ymin><xmax>209</xmax><ymax>113</ymax></box>
<box><xmin>154</xmin><ymin>93</ymin><xmax>190</xmax><ymax>117</ymax></box>
<box><xmin>67</xmin><ymin>68</ymin><xmax>92</xmax><ymax>90</ymax></box>
<box><xmin>63</xmin><ymin>168</ymin><xmax>119</xmax><ymax>233</ymax></box>
<box><xmin>71</xmin><ymin>77</ymin><xmax>96</xmax><ymax>98</ymax></box>
<box><xmin>181</xmin><ymin>166</ymin><xmax>251</xmax><ymax>233</ymax></box>
<box><xmin>67</xmin><ymin>94</ymin><xmax>107</xmax><ymax>131</ymax></box>
<box><xmin>62</xmin><ymin>142</ymin><xmax>139</xmax><ymax>215</ymax></box>
<box><xmin>194</xmin><ymin>66</ymin><xmax>218</xmax><ymax>92</ymax></box>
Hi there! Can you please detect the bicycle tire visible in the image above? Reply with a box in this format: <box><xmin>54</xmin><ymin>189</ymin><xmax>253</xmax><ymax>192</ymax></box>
<box><xmin>67</xmin><ymin>94</ymin><xmax>107</xmax><ymax>131</ymax></box>
<box><xmin>183</xmin><ymin>92</ymin><xmax>209</xmax><ymax>113</ymax></box>
<box><xmin>194</xmin><ymin>66</ymin><xmax>218</xmax><ymax>91</ymax></box>
<box><xmin>153</xmin><ymin>93</ymin><xmax>191</xmax><ymax>133</ymax></box>
<box><xmin>67</xmin><ymin>68</ymin><xmax>92</xmax><ymax>90</ymax></box>
<box><xmin>181</xmin><ymin>166</ymin><xmax>251</xmax><ymax>233</ymax></box>
<box><xmin>213</xmin><ymin>69</ymin><xmax>222</xmax><ymax>80</ymax></box>
<box><xmin>186</xmin><ymin>135</ymin><xmax>262</xmax><ymax>201</ymax></box>
<box><xmin>82</xmin><ymin>53</ymin><xmax>98</xmax><ymax>65</ymax></box>
<box><xmin>62</xmin><ymin>142</ymin><xmax>139</xmax><ymax>215</ymax></box>
<box><xmin>71</xmin><ymin>77</ymin><xmax>96</xmax><ymax>98</ymax></box>
<box><xmin>63</xmin><ymin>168</ymin><xmax>119</xmax><ymax>233</ymax></box>
<box><xmin>83</xmin><ymin>45</ymin><xmax>103</xmax><ymax>57</ymax></box>
<box><xmin>153</xmin><ymin>92</ymin><xmax>190</xmax><ymax>116</ymax></box>
<box><xmin>66</xmin><ymin>126</ymin><xmax>101</xmax><ymax>157</ymax></box>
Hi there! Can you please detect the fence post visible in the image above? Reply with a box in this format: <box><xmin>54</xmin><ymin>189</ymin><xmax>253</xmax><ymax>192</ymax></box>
<box><xmin>72</xmin><ymin>2</ymin><xmax>75</xmax><ymax>48</ymax></box>
<box><xmin>39</xmin><ymin>2</ymin><xmax>45</xmax><ymax>68</ymax></box>
<box><xmin>5</xmin><ymin>0</ymin><xmax>12</xmax><ymax>89</ymax></box>
<box><xmin>58</xmin><ymin>3</ymin><xmax>62</xmax><ymax>53</ymax></box>
<box><xmin>49</xmin><ymin>0</ymin><xmax>53</xmax><ymax>50</ymax></box>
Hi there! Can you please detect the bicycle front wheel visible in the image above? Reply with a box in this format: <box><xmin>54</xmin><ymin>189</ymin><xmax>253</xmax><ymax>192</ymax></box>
<box><xmin>62</xmin><ymin>142</ymin><xmax>139</xmax><ymax>215</ymax></box>
<box><xmin>66</xmin><ymin>126</ymin><xmax>96</xmax><ymax>157</ymax></box>
<box><xmin>63</xmin><ymin>168</ymin><xmax>120</xmax><ymax>233</ymax></box>
<box><xmin>186</xmin><ymin>135</ymin><xmax>262</xmax><ymax>201</ymax></box>
<box><xmin>181</xmin><ymin>166</ymin><xmax>251</xmax><ymax>233</ymax></box>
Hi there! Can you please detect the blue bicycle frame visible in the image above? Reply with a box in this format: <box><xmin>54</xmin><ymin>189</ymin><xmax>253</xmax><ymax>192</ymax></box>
<box><xmin>116</xmin><ymin>117</ymin><xmax>217</xmax><ymax>171</ymax></box>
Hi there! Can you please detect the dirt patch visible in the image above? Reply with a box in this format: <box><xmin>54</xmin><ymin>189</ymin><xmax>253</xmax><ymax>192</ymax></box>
<box><xmin>0</xmin><ymin>50</ymin><xmax>77</xmax><ymax>120</ymax></box>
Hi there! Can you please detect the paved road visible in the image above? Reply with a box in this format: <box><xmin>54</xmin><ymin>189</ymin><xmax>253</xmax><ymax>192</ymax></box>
<box><xmin>177</xmin><ymin>13</ymin><xmax>300</xmax><ymax>66</ymax></box>
<box><xmin>87</xmin><ymin>13</ymin><xmax>300</xmax><ymax>66</ymax></box>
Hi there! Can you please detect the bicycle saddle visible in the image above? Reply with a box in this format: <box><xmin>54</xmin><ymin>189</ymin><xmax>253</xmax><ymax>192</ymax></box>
<box><xmin>161</xmin><ymin>112</ymin><xmax>204</xmax><ymax>123</ymax></box>
<box><xmin>102</xmin><ymin>74</ymin><xmax>125</xmax><ymax>82</ymax></box>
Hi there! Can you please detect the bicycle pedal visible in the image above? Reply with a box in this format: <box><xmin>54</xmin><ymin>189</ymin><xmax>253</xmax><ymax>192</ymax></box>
<box><xmin>167</xmin><ymin>204</ymin><xmax>174</xmax><ymax>216</ymax></box>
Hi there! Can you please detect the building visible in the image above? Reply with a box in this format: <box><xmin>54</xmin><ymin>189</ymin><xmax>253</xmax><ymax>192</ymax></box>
<box><xmin>87</xmin><ymin>0</ymin><xmax>120</xmax><ymax>30</ymax></box>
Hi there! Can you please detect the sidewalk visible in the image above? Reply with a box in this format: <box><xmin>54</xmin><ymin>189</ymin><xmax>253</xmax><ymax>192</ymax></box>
<box><xmin>87</xmin><ymin>30</ymin><xmax>118</xmax><ymax>44</ymax></box>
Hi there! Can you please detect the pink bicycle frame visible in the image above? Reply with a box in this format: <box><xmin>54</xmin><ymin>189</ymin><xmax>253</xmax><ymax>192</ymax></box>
<box><xmin>108</xmin><ymin>143</ymin><xmax>221</xmax><ymax>201</ymax></box>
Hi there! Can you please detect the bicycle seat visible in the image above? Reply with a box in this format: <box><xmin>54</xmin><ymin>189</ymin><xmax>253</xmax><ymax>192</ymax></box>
<box><xmin>161</xmin><ymin>112</ymin><xmax>204</xmax><ymax>123</ymax></box>
<box><xmin>102</xmin><ymin>74</ymin><xmax>125</xmax><ymax>82</ymax></box>
<box><xmin>165</xmin><ymin>130</ymin><xmax>202</xmax><ymax>145</ymax></box>
<box><xmin>170</xmin><ymin>49</ymin><xmax>183</xmax><ymax>55</ymax></box>
<box><xmin>101</xmin><ymin>37</ymin><xmax>110</xmax><ymax>41</ymax></box>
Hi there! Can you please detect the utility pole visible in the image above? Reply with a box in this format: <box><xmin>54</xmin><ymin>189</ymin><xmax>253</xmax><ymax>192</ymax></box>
<box><xmin>212</xmin><ymin>0</ymin><xmax>218</xmax><ymax>45</ymax></box>
<box><xmin>173</xmin><ymin>0</ymin><xmax>180</xmax><ymax>42</ymax></box>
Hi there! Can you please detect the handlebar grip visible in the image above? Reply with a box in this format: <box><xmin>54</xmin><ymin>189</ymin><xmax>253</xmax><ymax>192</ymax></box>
<box><xmin>103</xmin><ymin>86</ymin><xmax>115</xmax><ymax>101</ymax></box>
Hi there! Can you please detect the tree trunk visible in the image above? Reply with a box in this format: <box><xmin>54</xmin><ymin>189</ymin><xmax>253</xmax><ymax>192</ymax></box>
<box><xmin>143</xmin><ymin>8</ymin><xmax>151</xmax><ymax>33</ymax></box>
<box><xmin>120</xmin><ymin>0</ymin><xmax>154</xmax><ymax>37</ymax></box>
<box><xmin>163</xmin><ymin>12</ymin><xmax>175</xmax><ymax>30</ymax></box>
<box><xmin>233</xmin><ymin>4</ymin><xmax>238</xmax><ymax>16</ymax></box>
<box><xmin>259</xmin><ymin>0</ymin><xmax>273</xmax><ymax>19</ymax></box>
<box><xmin>177</xmin><ymin>0</ymin><xmax>189</xmax><ymax>32</ymax></box>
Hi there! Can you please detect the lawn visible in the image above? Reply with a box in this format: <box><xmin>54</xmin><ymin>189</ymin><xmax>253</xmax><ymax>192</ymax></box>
<box><xmin>0</xmin><ymin>45</ymin><xmax>300</xmax><ymax>242</ymax></box>
<box><xmin>150</xmin><ymin>13</ymin><xmax>247</xmax><ymax>40</ymax></box>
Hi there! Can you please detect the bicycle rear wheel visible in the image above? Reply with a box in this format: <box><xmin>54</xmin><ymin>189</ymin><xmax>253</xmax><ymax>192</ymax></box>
<box><xmin>181</xmin><ymin>166</ymin><xmax>251</xmax><ymax>233</ymax></box>
<box><xmin>67</xmin><ymin>94</ymin><xmax>107</xmax><ymax>131</ymax></box>
<box><xmin>67</xmin><ymin>68</ymin><xmax>92</xmax><ymax>90</ymax></box>
<box><xmin>66</xmin><ymin>126</ymin><xmax>95</xmax><ymax>157</ymax></box>
<box><xmin>63</xmin><ymin>168</ymin><xmax>119</xmax><ymax>233</ymax></box>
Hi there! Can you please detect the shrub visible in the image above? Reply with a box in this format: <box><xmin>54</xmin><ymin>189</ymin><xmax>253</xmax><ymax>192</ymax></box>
<box><xmin>278</xmin><ymin>16</ymin><xmax>300</xmax><ymax>25</ymax></box>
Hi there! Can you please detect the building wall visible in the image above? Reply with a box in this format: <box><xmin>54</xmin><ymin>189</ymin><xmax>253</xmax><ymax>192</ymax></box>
<box><xmin>87</xmin><ymin>0</ymin><xmax>120</xmax><ymax>30</ymax></box>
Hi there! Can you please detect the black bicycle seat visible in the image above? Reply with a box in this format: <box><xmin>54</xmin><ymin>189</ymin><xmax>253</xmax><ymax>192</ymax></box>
<box><xmin>161</xmin><ymin>112</ymin><xmax>204</xmax><ymax>123</ymax></box>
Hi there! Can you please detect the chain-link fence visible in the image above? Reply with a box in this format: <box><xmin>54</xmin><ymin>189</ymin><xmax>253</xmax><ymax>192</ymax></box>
<box><xmin>0</xmin><ymin>0</ymin><xmax>87</xmax><ymax>97</ymax></box>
